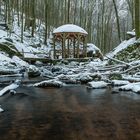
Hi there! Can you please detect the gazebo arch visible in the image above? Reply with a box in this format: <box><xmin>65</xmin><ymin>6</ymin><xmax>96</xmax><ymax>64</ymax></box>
<box><xmin>53</xmin><ymin>24</ymin><xmax>88</xmax><ymax>59</ymax></box>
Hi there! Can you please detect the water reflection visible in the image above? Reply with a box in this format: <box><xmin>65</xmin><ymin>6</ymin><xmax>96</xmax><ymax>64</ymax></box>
<box><xmin>0</xmin><ymin>86</ymin><xmax>140</xmax><ymax>140</ymax></box>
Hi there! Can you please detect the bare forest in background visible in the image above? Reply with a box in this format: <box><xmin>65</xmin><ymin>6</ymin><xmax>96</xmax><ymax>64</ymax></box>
<box><xmin>0</xmin><ymin>0</ymin><xmax>139</xmax><ymax>54</ymax></box>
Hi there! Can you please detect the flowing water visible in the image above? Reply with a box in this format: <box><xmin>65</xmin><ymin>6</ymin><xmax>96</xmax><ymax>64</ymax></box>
<box><xmin>0</xmin><ymin>85</ymin><xmax>140</xmax><ymax>140</ymax></box>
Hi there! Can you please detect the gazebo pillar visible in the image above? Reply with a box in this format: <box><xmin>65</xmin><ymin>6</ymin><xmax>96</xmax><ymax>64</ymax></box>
<box><xmin>77</xmin><ymin>33</ymin><xmax>80</xmax><ymax>58</ymax></box>
<box><xmin>62</xmin><ymin>37</ymin><xmax>64</xmax><ymax>58</ymax></box>
<box><xmin>83</xmin><ymin>37</ymin><xmax>87</xmax><ymax>57</ymax></box>
<box><xmin>67</xmin><ymin>38</ymin><xmax>70</xmax><ymax>58</ymax></box>
<box><xmin>64</xmin><ymin>34</ymin><xmax>66</xmax><ymax>58</ymax></box>
<box><xmin>85</xmin><ymin>38</ymin><xmax>87</xmax><ymax>57</ymax></box>
<box><xmin>53</xmin><ymin>38</ymin><xmax>56</xmax><ymax>59</ymax></box>
<box><xmin>73</xmin><ymin>38</ymin><xmax>76</xmax><ymax>58</ymax></box>
<box><xmin>62</xmin><ymin>33</ymin><xmax>66</xmax><ymax>58</ymax></box>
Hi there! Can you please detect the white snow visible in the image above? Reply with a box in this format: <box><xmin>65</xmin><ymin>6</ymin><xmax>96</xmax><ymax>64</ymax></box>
<box><xmin>0</xmin><ymin>30</ymin><xmax>7</xmax><ymax>38</ymax></box>
<box><xmin>34</xmin><ymin>79</ymin><xmax>64</xmax><ymax>88</ymax></box>
<box><xmin>111</xmin><ymin>80</ymin><xmax>130</xmax><ymax>86</ymax></box>
<box><xmin>0</xmin><ymin>53</ymin><xmax>14</xmax><ymax>63</ymax></box>
<box><xmin>14</xmin><ymin>42</ymin><xmax>38</xmax><ymax>58</ymax></box>
<box><xmin>119</xmin><ymin>10</ymin><xmax>128</xmax><ymax>19</ymax></box>
<box><xmin>87</xmin><ymin>43</ymin><xmax>101</xmax><ymax>53</ymax></box>
<box><xmin>0</xmin><ymin>80</ymin><xmax>20</xmax><ymax>96</ymax></box>
<box><xmin>53</xmin><ymin>24</ymin><xmax>88</xmax><ymax>35</ymax></box>
<box><xmin>12</xmin><ymin>56</ymin><xmax>29</xmax><ymax>67</ymax></box>
<box><xmin>127</xmin><ymin>31</ymin><xmax>136</xmax><ymax>36</ymax></box>
<box><xmin>0</xmin><ymin>106</ymin><xmax>4</xmax><ymax>112</ymax></box>
<box><xmin>119</xmin><ymin>82</ymin><xmax>140</xmax><ymax>93</ymax></box>
<box><xmin>87</xmin><ymin>81</ymin><xmax>108</xmax><ymax>89</ymax></box>
<box><xmin>122</xmin><ymin>75</ymin><xmax>140</xmax><ymax>82</ymax></box>
<box><xmin>106</xmin><ymin>37</ymin><xmax>136</xmax><ymax>58</ymax></box>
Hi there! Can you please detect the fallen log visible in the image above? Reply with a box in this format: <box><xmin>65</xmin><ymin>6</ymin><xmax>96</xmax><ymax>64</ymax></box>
<box><xmin>121</xmin><ymin>64</ymin><xmax>140</xmax><ymax>74</ymax></box>
<box><xmin>0</xmin><ymin>80</ymin><xmax>20</xmax><ymax>96</ymax></box>
<box><xmin>106</xmin><ymin>56</ymin><xmax>131</xmax><ymax>66</ymax></box>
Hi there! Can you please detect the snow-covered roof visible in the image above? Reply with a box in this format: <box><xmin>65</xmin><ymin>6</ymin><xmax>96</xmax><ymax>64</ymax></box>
<box><xmin>53</xmin><ymin>24</ymin><xmax>88</xmax><ymax>35</ymax></box>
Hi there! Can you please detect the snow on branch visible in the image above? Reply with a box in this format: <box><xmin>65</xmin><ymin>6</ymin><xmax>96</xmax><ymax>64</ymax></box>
<box><xmin>0</xmin><ymin>80</ymin><xmax>20</xmax><ymax>97</ymax></box>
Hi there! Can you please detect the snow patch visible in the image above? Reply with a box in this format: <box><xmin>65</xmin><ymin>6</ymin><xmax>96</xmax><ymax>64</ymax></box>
<box><xmin>0</xmin><ymin>106</ymin><xmax>4</xmax><ymax>112</ymax></box>
<box><xmin>87</xmin><ymin>81</ymin><xmax>108</xmax><ymax>89</ymax></box>
<box><xmin>111</xmin><ymin>80</ymin><xmax>130</xmax><ymax>86</ymax></box>
<box><xmin>119</xmin><ymin>82</ymin><xmax>140</xmax><ymax>93</ymax></box>
<box><xmin>34</xmin><ymin>79</ymin><xmax>64</xmax><ymax>88</ymax></box>
<box><xmin>12</xmin><ymin>56</ymin><xmax>29</xmax><ymax>67</ymax></box>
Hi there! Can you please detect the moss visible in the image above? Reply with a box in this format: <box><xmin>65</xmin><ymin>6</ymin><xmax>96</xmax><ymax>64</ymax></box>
<box><xmin>109</xmin><ymin>73</ymin><xmax>122</xmax><ymax>80</ymax></box>
<box><xmin>111</xmin><ymin>44</ymin><xmax>139</xmax><ymax>64</ymax></box>
<box><xmin>0</xmin><ymin>42</ymin><xmax>22</xmax><ymax>57</ymax></box>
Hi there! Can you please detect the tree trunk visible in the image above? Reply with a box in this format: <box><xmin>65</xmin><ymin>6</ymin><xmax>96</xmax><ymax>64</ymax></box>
<box><xmin>135</xmin><ymin>0</ymin><xmax>140</xmax><ymax>39</ymax></box>
<box><xmin>112</xmin><ymin>0</ymin><xmax>121</xmax><ymax>43</ymax></box>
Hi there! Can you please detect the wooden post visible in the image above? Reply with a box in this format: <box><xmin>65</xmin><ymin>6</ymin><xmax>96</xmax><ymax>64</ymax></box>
<box><xmin>53</xmin><ymin>37</ymin><xmax>56</xmax><ymax>59</ymax></box>
<box><xmin>63</xmin><ymin>33</ymin><xmax>66</xmax><ymax>58</ymax></box>
<box><xmin>62</xmin><ymin>33</ymin><xmax>66</xmax><ymax>58</ymax></box>
<box><xmin>77</xmin><ymin>33</ymin><xmax>80</xmax><ymax>58</ymax></box>
<box><xmin>85</xmin><ymin>37</ymin><xmax>87</xmax><ymax>57</ymax></box>
<box><xmin>83</xmin><ymin>37</ymin><xmax>87</xmax><ymax>57</ymax></box>
<box><xmin>73</xmin><ymin>38</ymin><xmax>76</xmax><ymax>58</ymax></box>
<box><xmin>67</xmin><ymin>38</ymin><xmax>70</xmax><ymax>58</ymax></box>
<box><xmin>62</xmin><ymin>36</ymin><xmax>64</xmax><ymax>58</ymax></box>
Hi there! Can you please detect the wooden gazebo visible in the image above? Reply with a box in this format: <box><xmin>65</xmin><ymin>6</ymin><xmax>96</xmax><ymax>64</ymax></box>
<box><xmin>53</xmin><ymin>24</ymin><xmax>88</xmax><ymax>59</ymax></box>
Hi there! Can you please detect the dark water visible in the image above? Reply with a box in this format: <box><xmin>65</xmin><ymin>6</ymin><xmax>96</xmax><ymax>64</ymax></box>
<box><xmin>0</xmin><ymin>85</ymin><xmax>140</xmax><ymax>140</ymax></box>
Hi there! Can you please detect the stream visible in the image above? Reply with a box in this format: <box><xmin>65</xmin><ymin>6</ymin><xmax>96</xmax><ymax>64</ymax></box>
<box><xmin>0</xmin><ymin>84</ymin><xmax>140</xmax><ymax>140</ymax></box>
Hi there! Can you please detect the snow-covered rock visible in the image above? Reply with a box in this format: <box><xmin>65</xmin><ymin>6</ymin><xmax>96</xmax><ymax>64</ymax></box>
<box><xmin>12</xmin><ymin>56</ymin><xmax>29</xmax><ymax>67</ymax></box>
<box><xmin>76</xmin><ymin>73</ymin><xmax>93</xmax><ymax>83</ymax></box>
<box><xmin>86</xmin><ymin>43</ymin><xmax>103</xmax><ymax>60</ymax></box>
<box><xmin>119</xmin><ymin>82</ymin><xmax>140</xmax><ymax>93</ymax></box>
<box><xmin>56</xmin><ymin>74</ymin><xmax>79</xmax><ymax>84</ymax></box>
<box><xmin>28</xmin><ymin>65</ymin><xmax>40</xmax><ymax>77</ymax></box>
<box><xmin>41</xmin><ymin>68</ymin><xmax>54</xmax><ymax>78</ymax></box>
<box><xmin>0</xmin><ymin>53</ymin><xmax>14</xmax><ymax>64</ymax></box>
<box><xmin>34</xmin><ymin>79</ymin><xmax>64</xmax><ymax>88</ymax></box>
<box><xmin>111</xmin><ymin>80</ymin><xmax>130</xmax><ymax>86</ymax></box>
<box><xmin>87</xmin><ymin>43</ymin><xmax>101</xmax><ymax>53</ymax></box>
<box><xmin>87</xmin><ymin>81</ymin><xmax>108</xmax><ymax>89</ymax></box>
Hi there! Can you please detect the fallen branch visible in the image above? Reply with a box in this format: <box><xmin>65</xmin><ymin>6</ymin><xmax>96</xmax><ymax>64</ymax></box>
<box><xmin>106</xmin><ymin>56</ymin><xmax>131</xmax><ymax>66</ymax></box>
<box><xmin>0</xmin><ymin>80</ymin><xmax>20</xmax><ymax>96</ymax></box>
<box><xmin>121</xmin><ymin>64</ymin><xmax>140</xmax><ymax>74</ymax></box>
<box><xmin>98</xmin><ymin>64</ymin><xmax>126</xmax><ymax>72</ymax></box>
<box><xmin>122</xmin><ymin>75</ymin><xmax>140</xmax><ymax>82</ymax></box>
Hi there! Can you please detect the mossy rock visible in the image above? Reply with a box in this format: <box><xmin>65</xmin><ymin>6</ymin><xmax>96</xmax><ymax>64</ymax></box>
<box><xmin>113</xmin><ymin>44</ymin><xmax>140</xmax><ymax>63</ymax></box>
<box><xmin>0</xmin><ymin>42</ymin><xmax>22</xmax><ymax>57</ymax></box>
<box><xmin>28</xmin><ymin>71</ymin><xmax>40</xmax><ymax>78</ymax></box>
